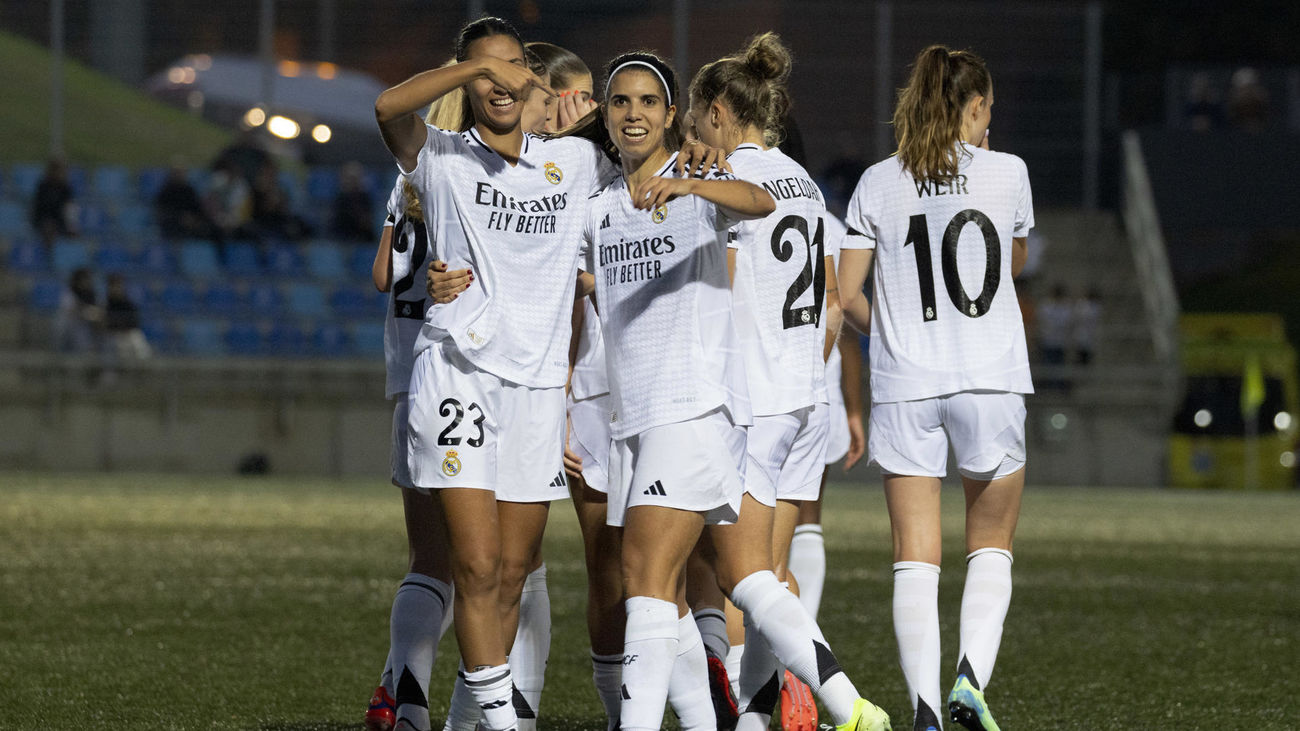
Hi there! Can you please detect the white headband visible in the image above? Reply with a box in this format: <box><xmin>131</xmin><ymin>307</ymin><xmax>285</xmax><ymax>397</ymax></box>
<box><xmin>605</xmin><ymin>60</ymin><xmax>673</xmax><ymax>106</ymax></box>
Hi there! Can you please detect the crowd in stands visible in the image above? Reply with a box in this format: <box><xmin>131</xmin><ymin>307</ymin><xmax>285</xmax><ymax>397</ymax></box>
<box><xmin>1182</xmin><ymin>67</ymin><xmax>1274</xmax><ymax>132</ymax></box>
<box><xmin>3</xmin><ymin>137</ymin><xmax>395</xmax><ymax>362</ymax></box>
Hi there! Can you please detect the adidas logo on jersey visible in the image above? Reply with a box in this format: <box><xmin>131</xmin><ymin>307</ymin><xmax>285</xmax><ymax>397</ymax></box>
<box><xmin>642</xmin><ymin>480</ymin><xmax>666</xmax><ymax>496</ymax></box>
<box><xmin>549</xmin><ymin>471</ymin><xmax>567</xmax><ymax>489</ymax></box>
<box><xmin>600</xmin><ymin>213</ymin><xmax>611</xmax><ymax>230</ymax></box>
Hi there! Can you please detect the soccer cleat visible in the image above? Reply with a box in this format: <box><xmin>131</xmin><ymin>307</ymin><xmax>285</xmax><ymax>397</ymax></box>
<box><xmin>364</xmin><ymin>685</ymin><xmax>397</xmax><ymax>731</ymax></box>
<box><xmin>780</xmin><ymin>669</ymin><xmax>818</xmax><ymax>731</ymax></box>
<box><xmin>835</xmin><ymin>697</ymin><xmax>891</xmax><ymax>731</ymax></box>
<box><xmin>948</xmin><ymin>675</ymin><xmax>1000</xmax><ymax>731</ymax></box>
<box><xmin>707</xmin><ymin>653</ymin><xmax>740</xmax><ymax>730</ymax></box>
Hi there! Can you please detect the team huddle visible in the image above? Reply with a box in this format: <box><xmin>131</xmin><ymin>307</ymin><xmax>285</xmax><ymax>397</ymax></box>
<box><xmin>364</xmin><ymin>16</ymin><xmax>1032</xmax><ymax>731</ymax></box>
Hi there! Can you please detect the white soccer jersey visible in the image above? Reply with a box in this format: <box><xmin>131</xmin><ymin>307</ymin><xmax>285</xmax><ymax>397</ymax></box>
<box><xmin>844</xmin><ymin>142</ymin><xmax>1034</xmax><ymax>402</ymax></box>
<box><xmin>383</xmin><ymin>176</ymin><xmax>432</xmax><ymax>398</ymax></box>
<box><xmin>583</xmin><ymin>154</ymin><xmax>752</xmax><ymax>440</ymax></box>
<box><xmin>726</xmin><ymin>144</ymin><xmax>831</xmax><ymax>416</ymax></box>
<box><xmin>403</xmin><ymin>125</ymin><xmax>617</xmax><ymax>388</ymax></box>
<box><xmin>569</xmin><ymin>298</ymin><xmax>609</xmax><ymax>400</ymax></box>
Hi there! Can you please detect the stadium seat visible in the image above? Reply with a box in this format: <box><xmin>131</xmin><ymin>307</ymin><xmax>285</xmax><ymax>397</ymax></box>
<box><xmin>285</xmin><ymin>282</ymin><xmax>328</xmax><ymax>318</ymax></box>
<box><xmin>138</xmin><ymin>241</ymin><xmax>175</xmax><ymax>276</ymax></box>
<box><xmin>139</xmin><ymin>320</ymin><xmax>172</xmax><ymax>353</ymax></box>
<box><xmin>246</xmin><ymin>282</ymin><xmax>281</xmax><ymax>315</ymax></box>
<box><xmin>78</xmin><ymin>204</ymin><xmax>111</xmax><ymax>236</ymax></box>
<box><xmin>137</xmin><ymin>167</ymin><xmax>168</xmax><ymax>201</ymax></box>
<box><xmin>116</xmin><ymin>204</ymin><xmax>155</xmax><ymax>236</ymax></box>
<box><xmin>307</xmin><ymin>167</ymin><xmax>339</xmax><ymax>203</ymax></box>
<box><xmin>304</xmin><ymin>240</ymin><xmax>348</xmax><ymax>281</ymax></box>
<box><xmin>8</xmin><ymin>163</ymin><xmax>43</xmax><ymax>200</ymax></box>
<box><xmin>350</xmin><ymin>321</ymin><xmax>385</xmax><ymax>358</ymax></box>
<box><xmin>180</xmin><ymin>319</ymin><xmax>226</xmax><ymax>356</ymax></box>
<box><xmin>225</xmin><ymin>322</ymin><xmax>264</xmax><ymax>355</ymax></box>
<box><xmin>27</xmin><ymin>279</ymin><xmax>63</xmax><ymax>311</ymax></box>
<box><xmin>0</xmin><ymin>200</ymin><xmax>29</xmax><ymax>237</ymax></box>
<box><xmin>223</xmin><ymin>240</ymin><xmax>263</xmax><ymax>277</ymax></box>
<box><xmin>178</xmin><ymin>239</ymin><xmax>222</xmax><ymax>279</ymax></box>
<box><xmin>347</xmin><ymin>246</ymin><xmax>374</xmax><ymax>280</ymax></box>
<box><xmin>329</xmin><ymin>287</ymin><xmax>376</xmax><ymax>318</ymax></box>
<box><xmin>92</xmin><ymin>165</ymin><xmax>132</xmax><ymax>202</ymax></box>
<box><xmin>264</xmin><ymin>241</ymin><xmax>304</xmax><ymax>277</ymax></box>
<box><xmin>65</xmin><ymin>166</ymin><xmax>87</xmax><ymax>197</ymax></box>
<box><xmin>312</xmin><ymin>323</ymin><xmax>350</xmax><ymax>357</ymax></box>
<box><xmin>202</xmin><ymin>283</ymin><xmax>241</xmax><ymax>316</ymax></box>
<box><xmin>93</xmin><ymin>241</ymin><xmax>133</xmax><ymax>274</ymax></box>
<box><xmin>51</xmin><ymin>239</ymin><xmax>91</xmax><ymax>275</ymax></box>
<box><xmin>159</xmin><ymin>281</ymin><xmax>198</xmax><ymax>314</ymax></box>
<box><xmin>266</xmin><ymin>322</ymin><xmax>307</xmax><ymax>356</ymax></box>
<box><xmin>7</xmin><ymin>239</ymin><xmax>49</xmax><ymax>274</ymax></box>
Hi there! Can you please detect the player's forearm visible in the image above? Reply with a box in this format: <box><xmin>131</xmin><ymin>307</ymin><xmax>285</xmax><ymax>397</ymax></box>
<box><xmin>838</xmin><ymin>248</ymin><xmax>873</xmax><ymax>335</ymax></box>
<box><xmin>839</xmin><ymin>335</ymin><xmax>864</xmax><ymax>415</ymax></box>
<box><xmin>375</xmin><ymin>62</ymin><xmax>484</xmax><ymax>124</ymax></box>
<box><xmin>690</xmin><ymin>179</ymin><xmax>775</xmax><ymax>220</ymax></box>
<box><xmin>372</xmin><ymin>226</ymin><xmax>394</xmax><ymax>292</ymax></box>
<box><xmin>823</xmin><ymin>289</ymin><xmax>842</xmax><ymax>362</ymax></box>
<box><xmin>1011</xmin><ymin>236</ymin><xmax>1027</xmax><ymax>279</ymax></box>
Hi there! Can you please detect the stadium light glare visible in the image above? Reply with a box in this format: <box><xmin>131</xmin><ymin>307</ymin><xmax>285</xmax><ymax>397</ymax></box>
<box><xmin>192</xmin><ymin>54</ymin><xmax>212</xmax><ymax>71</ymax></box>
<box><xmin>316</xmin><ymin>62</ymin><xmax>338</xmax><ymax>80</ymax></box>
<box><xmin>167</xmin><ymin>67</ymin><xmax>186</xmax><ymax>84</ymax></box>
<box><xmin>243</xmin><ymin>107</ymin><xmax>266</xmax><ymax>127</ymax></box>
<box><xmin>1194</xmin><ymin>409</ymin><xmax>1213</xmax><ymax>428</ymax></box>
<box><xmin>1281</xmin><ymin>451</ymin><xmax>1296</xmax><ymax>469</ymax></box>
<box><xmin>311</xmin><ymin>124</ymin><xmax>332</xmax><ymax>143</ymax></box>
<box><xmin>267</xmin><ymin>115</ymin><xmax>300</xmax><ymax>139</ymax></box>
<box><xmin>279</xmin><ymin>60</ymin><xmax>301</xmax><ymax>78</ymax></box>
<box><xmin>1274</xmin><ymin>411</ymin><xmax>1292</xmax><ymax>431</ymax></box>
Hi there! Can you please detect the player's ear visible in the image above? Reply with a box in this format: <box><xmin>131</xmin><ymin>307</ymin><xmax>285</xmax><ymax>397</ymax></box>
<box><xmin>710</xmin><ymin>100</ymin><xmax>726</xmax><ymax>129</ymax></box>
<box><xmin>665</xmin><ymin>104</ymin><xmax>676</xmax><ymax>129</ymax></box>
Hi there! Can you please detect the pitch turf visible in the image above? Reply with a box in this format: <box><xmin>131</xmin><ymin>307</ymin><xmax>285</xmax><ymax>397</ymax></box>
<box><xmin>0</xmin><ymin>473</ymin><xmax>1295</xmax><ymax>730</ymax></box>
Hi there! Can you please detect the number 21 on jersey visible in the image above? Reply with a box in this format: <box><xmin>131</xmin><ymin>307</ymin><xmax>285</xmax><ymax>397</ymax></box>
<box><xmin>903</xmin><ymin>208</ymin><xmax>1001</xmax><ymax>322</ymax></box>
<box><xmin>771</xmin><ymin>214</ymin><xmax>826</xmax><ymax>330</ymax></box>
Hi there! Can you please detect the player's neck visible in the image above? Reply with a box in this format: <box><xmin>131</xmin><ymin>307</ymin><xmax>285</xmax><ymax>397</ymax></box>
<box><xmin>623</xmin><ymin>147</ymin><xmax>673</xmax><ymax>188</ymax></box>
<box><xmin>474</xmin><ymin>122</ymin><xmax>525</xmax><ymax>166</ymax></box>
<box><xmin>735</xmin><ymin>125</ymin><xmax>766</xmax><ymax>151</ymax></box>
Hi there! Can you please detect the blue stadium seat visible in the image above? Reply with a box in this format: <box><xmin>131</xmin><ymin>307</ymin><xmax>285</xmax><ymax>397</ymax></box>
<box><xmin>307</xmin><ymin>167</ymin><xmax>339</xmax><ymax>203</ymax></box>
<box><xmin>312</xmin><ymin>323</ymin><xmax>349</xmax><ymax>357</ymax></box>
<box><xmin>116</xmin><ymin>204</ymin><xmax>154</xmax><ymax>236</ymax></box>
<box><xmin>304</xmin><ymin>240</ymin><xmax>348</xmax><ymax>281</ymax></box>
<box><xmin>7</xmin><ymin>239</ymin><xmax>49</xmax><ymax>273</ymax></box>
<box><xmin>350</xmin><ymin>322</ymin><xmax>385</xmax><ymax>358</ymax></box>
<box><xmin>285</xmin><ymin>282</ymin><xmax>328</xmax><ymax>318</ymax></box>
<box><xmin>246</xmin><ymin>282</ymin><xmax>281</xmax><ymax>315</ymax></box>
<box><xmin>0</xmin><ymin>200</ymin><xmax>29</xmax><ymax>237</ymax></box>
<box><xmin>181</xmin><ymin>319</ymin><xmax>226</xmax><ymax>356</ymax></box>
<box><xmin>278</xmin><ymin>170</ymin><xmax>304</xmax><ymax>208</ymax></box>
<box><xmin>202</xmin><ymin>283</ymin><xmax>241</xmax><ymax>316</ymax></box>
<box><xmin>223</xmin><ymin>240</ymin><xmax>263</xmax><ymax>277</ymax></box>
<box><xmin>330</xmin><ymin>287</ymin><xmax>381</xmax><ymax>318</ymax></box>
<box><xmin>347</xmin><ymin>246</ymin><xmax>374</xmax><ymax>280</ymax></box>
<box><xmin>65</xmin><ymin>166</ymin><xmax>87</xmax><ymax>198</ymax></box>
<box><xmin>226</xmin><ymin>322</ymin><xmax>264</xmax><ymax>355</ymax></box>
<box><xmin>264</xmin><ymin>241</ymin><xmax>304</xmax><ymax>277</ymax></box>
<box><xmin>8</xmin><ymin>163</ymin><xmax>43</xmax><ymax>200</ymax></box>
<box><xmin>27</xmin><ymin>279</ymin><xmax>63</xmax><ymax>310</ymax></box>
<box><xmin>159</xmin><ymin>281</ymin><xmax>198</xmax><ymax>314</ymax></box>
<box><xmin>93</xmin><ymin>241</ymin><xmax>133</xmax><ymax>274</ymax></box>
<box><xmin>139</xmin><ymin>320</ymin><xmax>172</xmax><ymax>353</ymax></box>
<box><xmin>78</xmin><ymin>204</ymin><xmax>111</xmax><ymax>236</ymax></box>
<box><xmin>178</xmin><ymin>239</ymin><xmax>222</xmax><ymax>279</ymax></box>
<box><xmin>138</xmin><ymin>240</ymin><xmax>174</xmax><ymax>276</ymax></box>
<box><xmin>137</xmin><ymin>167</ymin><xmax>168</xmax><ymax>201</ymax></box>
<box><xmin>92</xmin><ymin>165</ymin><xmax>131</xmax><ymax>202</ymax></box>
<box><xmin>51</xmin><ymin>239</ymin><xmax>91</xmax><ymax>275</ymax></box>
<box><xmin>266</xmin><ymin>322</ymin><xmax>307</xmax><ymax>356</ymax></box>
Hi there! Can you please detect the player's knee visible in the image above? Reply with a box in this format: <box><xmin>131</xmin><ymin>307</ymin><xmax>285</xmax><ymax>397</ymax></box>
<box><xmin>498</xmin><ymin>554</ymin><xmax>532</xmax><ymax>597</ymax></box>
<box><xmin>453</xmin><ymin>551</ymin><xmax>501</xmax><ymax>596</ymax></box>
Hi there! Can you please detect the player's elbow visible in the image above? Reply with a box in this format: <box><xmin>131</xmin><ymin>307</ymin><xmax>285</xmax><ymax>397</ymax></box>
<box><xmin>374</xmin><ymin>91</ymin><xmax>403</xmax><ymax>124</ymax></box>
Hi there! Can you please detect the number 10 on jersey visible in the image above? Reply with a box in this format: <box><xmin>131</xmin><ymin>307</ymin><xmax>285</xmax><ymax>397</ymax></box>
<box><xmin>903</xmin><ymin>208</ymin><xmax>1001</xmax><ymax>322</ymax></box>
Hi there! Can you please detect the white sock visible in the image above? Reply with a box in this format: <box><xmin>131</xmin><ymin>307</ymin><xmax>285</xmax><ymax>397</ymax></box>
<box><xmin>441</xmin><ymin>664</ymin><xmax>479</xmax><ymax>731</ymax></box>
<box><xmin>591</xmin><ymin>651</ymin><xmax>624</xmax><ymax>729</ymax></box>
<box><xmin>380</xmin><ymin>654</ymin><xmax>394</xmax><ymax>694</ymax></box>
<box><xmin>390</xmin><ymin>573</ymin><xmax>452</xmax><ymax>730</ymax></box>
<box><xmin>694</xmin><ymin>607</ymin><xmax>730</xmax><ymax>661</ymax></box>
<box><xmin>893</xmin><ymin>561</ymin><xmax>943</xmax><ymax>729</ymax></box>
<box><xmin>510</xmin><ymin>564</ymin><xmax>550</xmax><ymax>729</ymax></box>
<box><xmin>735</xmin><ymin>612</ymin><xmax>779</xmax><ymax>730</ymax></box>
<box><xmin>958</xmin><ymin>548</ymin><xmax>1013</xmax><ymax>691</ymax></box>
<box><xmin>788</xmin><ymin>524</ymin><xmax>826</xmax><ymax>619</ymax></box>
<box><xmin>463</xmin><ymin>664</ymin><xmax>517</xmax><ymax>731</ymax></box>
<box><xmin>668</xmin><ymin>612</ymin><xmax>715</xmax><ymax>730</ymax></box>
<box><xmin>621</xmin><ymin>596</ymin><xmax>679</xmax><ymax>731</ymax></box>
<box><xmin>725</xmin><ymin>644</ymin><xmax>744</xmax><ymax>700</ymax></box>
<box><xmin>729</xmin><ymin>570</ymin><xmax>859</xmax><ymax>725</ymax></box>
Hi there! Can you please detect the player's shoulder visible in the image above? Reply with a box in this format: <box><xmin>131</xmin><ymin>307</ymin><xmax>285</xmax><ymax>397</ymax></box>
<box><xmin>530</xmin><ymin>132</ymin><xmax>598</xmax><ymax>158</ymax></box>
<box><xmin>968</xmin><ymin>145</ymin><xmax>1028</xmax><ymax>174</ymax></box>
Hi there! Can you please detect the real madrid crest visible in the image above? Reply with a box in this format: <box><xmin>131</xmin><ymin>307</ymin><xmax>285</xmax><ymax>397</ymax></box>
<box><xmin>441</xmin><ymin>449</ymin><xmax>462</xmax><ymax>477</ymax></box>
<box><xmin>651</xmin><ymin>204</ymin><xmax>668</xmax><ymax>224</ymax></box>
<box><xmin>544</xmin><ymin>161</ymin><xmax>563</xmax><ymax>185</ymax></box>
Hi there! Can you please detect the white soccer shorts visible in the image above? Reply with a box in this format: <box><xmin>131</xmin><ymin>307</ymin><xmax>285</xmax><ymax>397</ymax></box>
<box><xmin>407</xmin><ymin>342</ymin><xmax>569</xmax><ymax>501</ymax></box>
<box><xmin>745</xmin><ymin>406</ymin><xmax>829</xmax><ymax>507</ymax></box>
<box><xmin>606</xmin><ymin>407</ymin><xmax>747</xmax><ymax>527</ymax></box>
<box><xmin>868</xmin><ymin>391</ymin><xmax>1026</xmax><ymax>480</ymax></box>
<box><xmin>568</xmin><ymin>392</ymin><xmax>612</xmax><ymax>494</ymax></box>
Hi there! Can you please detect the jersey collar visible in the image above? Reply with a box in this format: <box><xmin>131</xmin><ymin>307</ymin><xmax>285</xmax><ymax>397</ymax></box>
<box><xmin>464</xmin><ymin>127</ymin><xmax>532</xmax><ymax>161</ymax></box>
<box><xmin>729</xmin><ymin>142</ymin><xmax>763</xmax><ymax>157</ymax></box>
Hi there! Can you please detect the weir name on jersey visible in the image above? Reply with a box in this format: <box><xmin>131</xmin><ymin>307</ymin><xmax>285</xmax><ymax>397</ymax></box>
<box><xmin>475</xmin><ymin>181</ymin><xmax>568</xmax><ymax>234</ymax></box>
<box><xmin>599</xmin><ymin>234</ymin><xmax>676</xmax><ymax>286</ymax></box>
<box><xmin>761</xmin><ymin>175</ymin><xmax>822</xmax><ymax>203</ymax></box>
<box><xmin>914</xmin><ymin>174</ymin><xmax>969</xmax><ymax>198</ymax></box>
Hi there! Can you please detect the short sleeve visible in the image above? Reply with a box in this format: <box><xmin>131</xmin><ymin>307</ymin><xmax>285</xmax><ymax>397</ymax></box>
<box><xmin>705</xmin><ymin>168</ymin><xmax>741</xmax><ymax>231</ymax></box>
<box><xmin>399</xmin><ymin>123</ymin><xmax>461</xmax><ymax>177</ymax></box>
<box><xmin>821</xmin><ymin>215</ymin><xmax>844</xmax><ymax>262</ymax></box>
<box><xmin>842</xmin><ymin>168</ymin><xmax>877</xmax><ymax>251</ymax></box>
<box><xmin>1012</xmin><ymin>157</ymin><xmax>1034</xmax><ymax>237</ymax></box>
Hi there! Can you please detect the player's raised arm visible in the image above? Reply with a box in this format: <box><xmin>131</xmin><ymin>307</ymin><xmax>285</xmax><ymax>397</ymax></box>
<box><xmin>629</xmin><ymin>176</ymin><xmax>775</xmax><ymax>220</ymax></box>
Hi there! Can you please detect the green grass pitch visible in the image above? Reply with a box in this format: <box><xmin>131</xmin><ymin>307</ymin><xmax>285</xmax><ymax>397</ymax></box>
<box><xmin>0</xmin><ymin>473</ymin><xmax>1296</xmax><ymax>729</ymax></box>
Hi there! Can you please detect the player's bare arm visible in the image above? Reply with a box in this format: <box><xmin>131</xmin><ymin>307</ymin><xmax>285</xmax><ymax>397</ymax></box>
<box><xmin>838</xmin><ymin>335</ymin><xmax>866</xmax><ymax>470</ymax></box>
<box><xmin>822</xmin><ymin>254</ymin><xmax>842</xmax><ymax>362</ymax></box>
<box><xmin>372</xmin><ymin>225</ymin><xmax>394</xmax><ymax>292</ymax></box>
<box><xmin>1011</xmin><ymin>236</ymin><xmax>1027</xmax><ymax>279</ymax></box>
<box><xmin>837</xmin><ymin>248</ymin><xmax>874</xmax><ymax>335</ymax></box>
<box><xmin>630</xmin><ymin>177</ymin><xmax>774</xmax><ymax>220</ymax></box>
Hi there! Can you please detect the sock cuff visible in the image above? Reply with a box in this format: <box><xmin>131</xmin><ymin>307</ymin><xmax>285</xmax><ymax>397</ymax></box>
<box><xmin>591</xmin><ymin>651</ymin><xmax>623</xmax><ymax>664</ymax></box>
<box><xmin>625</xmin><ymin>595</ymin><xmax>680</xmax><ymax>641</ymax></box>
<box><xmin>399</xmin><ymin>573</ymin><xmax>452</xmax><ymax>607</ymax></box>
<box><xmin>793</xmin><ymin>523</ymin><xmax>824</xmax><ymax>537</ymax></box>
<box><xmin>728</xmin><ymin>569</ymin><xmax>780</xmax><ymax>613</ymax></box>
<box><xmin>462</xmin><ymin>663</ymin><xmax>512</xmax><ymax>691</ymax></box>
<box><xmin>694</xmin><ymin>607</ymin><xmax>726</xmax><ymax>623</ymax></box>
<box><xmin>966</xmin><ymin>547</ymin><xmax>1013</xmax><ymax>565</ymax></box>
<box><xmin>893</xmin><ymin>561</ymin><xmax>941</xmax><ymax>575</ymax></box>
<box><xmin>523</xmin><ymin>563</ymin><xmax>548</xmax><ymax>589</ymax></box>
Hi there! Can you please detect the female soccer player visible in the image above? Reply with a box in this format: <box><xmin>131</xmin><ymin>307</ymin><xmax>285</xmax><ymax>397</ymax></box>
<box><xmin>577</xmin><ymin>50</ymin><xmax>888</xmax><ymax>731</ymax></box>
<box><xmin>837</xmin><ymin>45</ymin><xmax>1034</xmax><ymax>731</ymax></box>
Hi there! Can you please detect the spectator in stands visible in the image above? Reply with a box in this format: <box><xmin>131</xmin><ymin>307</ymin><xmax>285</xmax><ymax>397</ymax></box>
<box><xmin>331</xmin><ymin>162</ymin><xmax>375</xmax><ymax>242</ymax></box>
<box><xmin>214</xmin><ymin>130</ymin><xmax>271</xmax><ymax>186</ymax></box>
<box><xmin>250</xmin><ymin>160</ymin><xmax>311</xmax><ymax>241</ymax></box>
<box><xmin>32</xmin><ymin>157</ymin><xmax>78</xmax><ymax>247</ymax></box>
<box><xmin>1183</xmin><ymin>73</ymin><xmax>1224</xmax><ymax>132</ymax></box>
<box><xmin>1227</xmin><ymin>67</ymin><xmax>1270</xmax><ymax>132</ymax></box>
<box><xmin>53</xmin><ymin>267</ymin><xmax>101</xmax><ymax>353</ymax></box>
<box><xmin>155</xmin><ymin>162</ymin><xmax>213</xmax><ymax>240</ymax></box>
<box><xmin>203</xmin><ymin>159</ymin><xmax>253</xmax><ymax>244</ymax></box>
<box><xmin>1036</xmin><ymin>284</ymin><xmax>1072</xmax><ymax>390</ymax></box>
<box><xmin>104</xmin><ymin>274</ymin><xmax>151</xmax><ymax>360</ymax></box>
<box><xmin>1072</xmin><ymin>287</ymin><xmax>1102</xmax><ymax>366</ymax></box>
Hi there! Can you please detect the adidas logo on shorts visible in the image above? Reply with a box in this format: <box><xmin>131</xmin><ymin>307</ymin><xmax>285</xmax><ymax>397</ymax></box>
<box><xmin>642</xmin><ymin>480</ymin><xmax>666</xmax><ymax>496</ymax></box>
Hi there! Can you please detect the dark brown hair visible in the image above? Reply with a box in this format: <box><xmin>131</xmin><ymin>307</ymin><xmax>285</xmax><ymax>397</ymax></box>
<box><xmin>893</xmin><ymin>44</ymin><xmax>992</xmax><ymax>183</ymax></box>
<box><xmin>689</xmin><ymin>32</ymin><xmax>793</xmax><ymax>146</ymax></box>
<box><xmin>526</xmin><ymin>42</ymin><xmax>591</xmax><ymax>92</ymax></box>
<box><xmin>551</xmin><ymin>50</ymin><xmax>682</xmax><ymax>166</ymax></box>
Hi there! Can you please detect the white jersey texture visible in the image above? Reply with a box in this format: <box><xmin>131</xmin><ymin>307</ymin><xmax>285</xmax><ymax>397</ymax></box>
<box><xmin>727</xmin><ymin>144</ymin><xmax>831</xmax><ymax>415</ymax></box>
<box><xmin>844</xmin><ymin>142</ymin><xmax>1034</xmax><ymax>403</ymax></box>
<box><xmin>569</xmin><ymin>298</ymin><xmax>608</xmax><ymax>401</ymax></box>
<box><xmin>583</xmin><ymin>154</ymin><xmax>752</xmax><ymax>440</ymax></box>
<box><xmin>402</xmin><ymin>125</ymin><xmax>616</xmax><ymax>388</ymax></box>
<box><xmin>383</xmin><ymin>176</ymin><xmax>433</xmax><ymax>398</ymax></box>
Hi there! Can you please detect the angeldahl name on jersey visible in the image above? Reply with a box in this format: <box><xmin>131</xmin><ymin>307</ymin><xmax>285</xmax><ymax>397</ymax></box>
<box><xmin>475</xmin><ymin>181</ymin><xmax>568</xmax><ymax>235</ymax></box>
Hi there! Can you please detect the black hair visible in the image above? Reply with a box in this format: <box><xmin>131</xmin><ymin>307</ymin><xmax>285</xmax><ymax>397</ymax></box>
<box><xmin>454</xmin><ymin>16</ymin><xmax>524</xmax><ymax>62</ymax></box>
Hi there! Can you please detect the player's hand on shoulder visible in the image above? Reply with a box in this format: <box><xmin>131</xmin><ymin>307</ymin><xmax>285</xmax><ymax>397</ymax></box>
<box><xmin>676</xmin><ymin>139</ymin><xmax>732</xmax><ymax>177</ymax></box>
<box><xmin>630</xmin><ymin>176</ymin><xmax>694</xmax><ymax>211</ymax></box>
<box><xmin>426</xmin><ymin>259</ymin><xmax>473</xmax><ymax>303</ymax></box>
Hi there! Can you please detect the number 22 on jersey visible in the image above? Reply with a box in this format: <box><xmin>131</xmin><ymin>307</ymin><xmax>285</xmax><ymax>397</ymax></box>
<box><xmin>903</xmin><ymin>208</ymin><xmax>1001</xmax><ymax>322</ymax></box>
